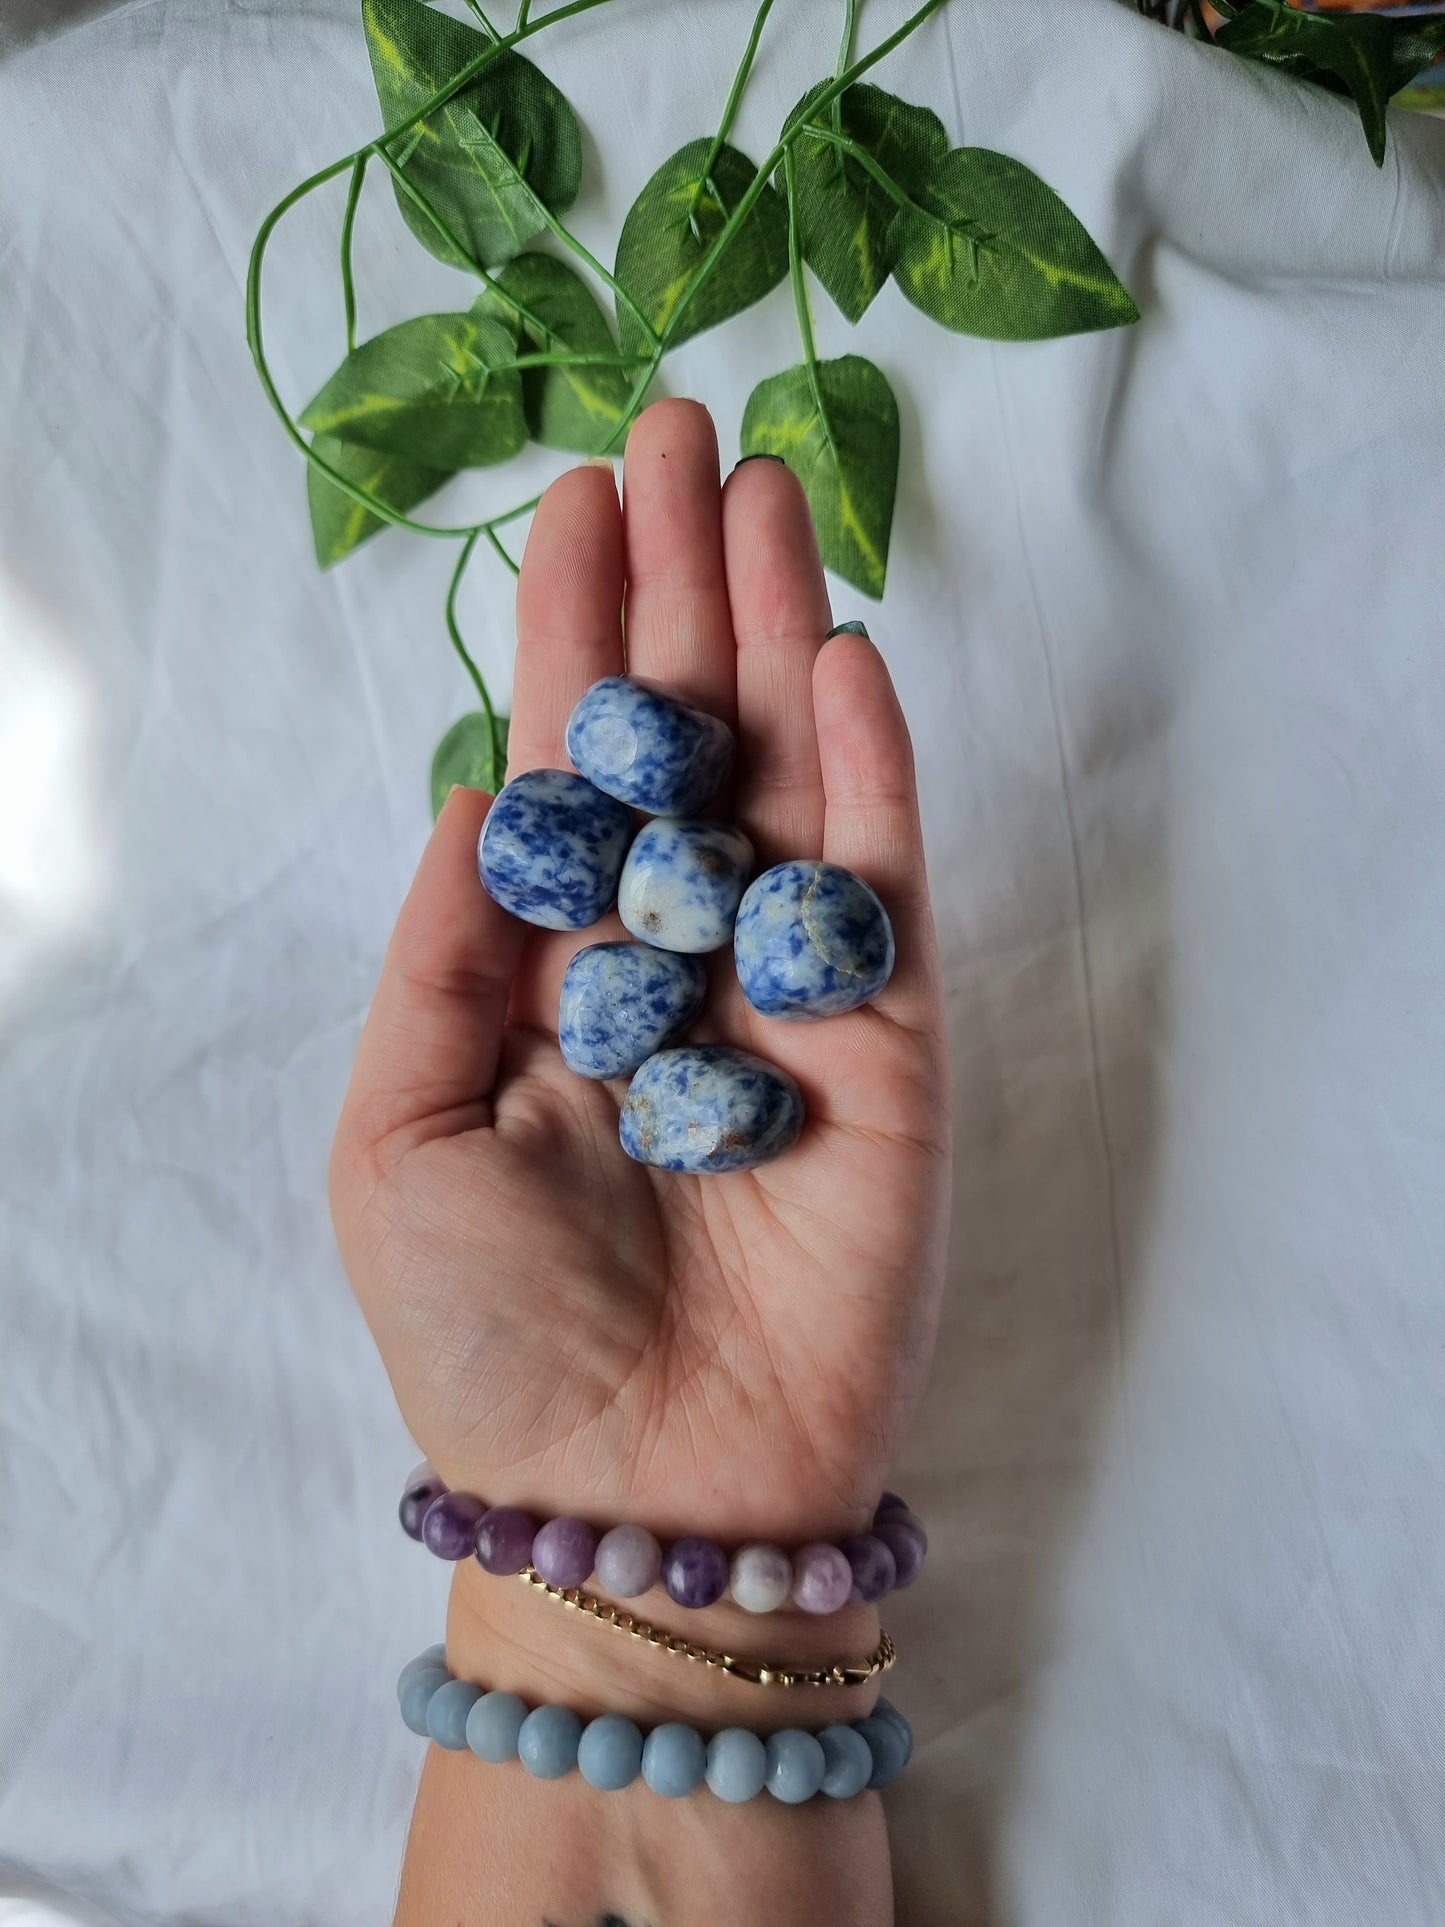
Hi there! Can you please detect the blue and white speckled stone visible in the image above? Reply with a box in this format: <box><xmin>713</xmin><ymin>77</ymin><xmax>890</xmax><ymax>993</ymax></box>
<box><xmin>558</xmin><ymin>942</ymin><xmax>707</xmax><ymax>1080</ymax></box>
<box><xmin>566</xmin><ymin>676</ymin><xmax>733</xmax><ymax>816</ymax></box>
<box><xmin>478</xmin><ymin>769</ymin><xmax>632</xmax><ymax>931</ymax></box>
<box><xmin>619</xmin><ymin>1046</ymin><xmax>804</xmax><ymax>1175</ymax></box>
<box><xmin>734</xmin><ymin>860</ymin><xmax>895</xmax><ymax>1019</ymax></box>
<box><xmin>618</xmin><ymin>819</ymin><xmax>753</xmax><ymax>954</ymax></box>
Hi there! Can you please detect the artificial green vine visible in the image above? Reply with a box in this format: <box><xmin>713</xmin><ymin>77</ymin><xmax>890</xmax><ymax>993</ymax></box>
<box><xmin>248</xmin><ymin>0</ymin><xmax>1144</xmax><ymax>810</ymax></box>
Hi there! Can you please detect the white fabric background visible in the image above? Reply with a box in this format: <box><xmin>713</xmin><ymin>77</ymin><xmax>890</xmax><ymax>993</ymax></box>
<box><xmin>2</xmin><ymin>1</ymin><xmax>1443</xmax><ymax>1922</ymax></box>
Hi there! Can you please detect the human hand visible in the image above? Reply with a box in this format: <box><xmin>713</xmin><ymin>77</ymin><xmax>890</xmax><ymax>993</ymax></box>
<box><xmin>330</xmin><ymin>399</ymin><xmax>951</xmax><ymax>1591</ymax></box>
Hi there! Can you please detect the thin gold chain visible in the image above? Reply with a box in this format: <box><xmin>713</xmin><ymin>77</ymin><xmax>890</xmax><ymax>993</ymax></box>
<box><xmin>515</xmin><ymin>1566</ymin><xmax>896</xmax><ymax>1688</ymax></box>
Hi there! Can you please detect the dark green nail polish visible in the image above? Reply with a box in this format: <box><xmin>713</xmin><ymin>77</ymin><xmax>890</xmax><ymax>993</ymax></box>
<box><xmin>732</xmin><ymin>453</ymin><xmax>786</xmax><ymax>472</ymax></box>
<box><xmin>826</xmin><ymin>620</ymin><xmax>870</xmax><ymax>640</ymax></box>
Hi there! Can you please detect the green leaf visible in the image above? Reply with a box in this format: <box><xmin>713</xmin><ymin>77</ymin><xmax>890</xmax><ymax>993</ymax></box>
<box><xmin>473</xmin><ymin>254</ymin><xmax>637</xmax><ymax>453</ymax></box>
<box><xmin>888</xmin><ymin>149</ymin><xmax>1140</xmax><ymax>341</ymax></box>
<box><xmin>363</xmin><ymin>0</ymin><xmax>582</xmax><ymax>268</ymax></box>
<box><xmin>613</xmin><ymin>139</ymin><xmax>789</xmax><ymax>355</ymax></box>
<box><xmin>781</xmin><ymin>81</ymin><xmax>947</xmax><ymax>322</ymax></box>
<box><xmin>300</xmin><ymin>314</ymin><xmax>526</xmax><ymax>468</ymax></box>
<box><xmin>431</xmin><ymin>710</ymin><xmax>510</xmax><ymax>816</ymax></box>
<box><xmin>1216</xmin><ymin>0</ymin><xmax>1394</xmax><ymax>166</ymax></box>
<box><xmin>740</xmin><ymin>355</ymin><xmax>898</xmax><ymax>599</ymax></box>
<box><xmin>306</xmin><ymin>434</ymin><xmax>453</xmax><ymax>567</ymax></box>
<box><xmin>1387</xmin><ymin>15</ymin><xmax>1445</xmax><ymax>98</ymax></box>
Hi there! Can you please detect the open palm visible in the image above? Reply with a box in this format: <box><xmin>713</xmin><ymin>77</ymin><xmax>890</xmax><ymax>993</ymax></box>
<box><xmin>331</xmin><ymin>400</ymin><xmax>951</xmax><ymax>1550</ymax></box>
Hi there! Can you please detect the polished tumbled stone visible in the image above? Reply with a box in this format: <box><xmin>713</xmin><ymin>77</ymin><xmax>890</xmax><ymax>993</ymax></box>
<box><xmin>531</xmin><ymin>1515</ymin><xmax>599</xmax><ymax>1588</ymax></box>
<box><xmin>662</xmin><ymin>1536</ymin><xmax>730</xmax><ymax>1610</ymax></box>
<box><xmin>518</xmin><ymin>1704</ymin><xmax>583</xmax><ymax>1779</ymax></box>
<box><xmin>426</xmin><ymin>1678</ymin><xmax>480</xmax><ymax>1750</ymax></box>
<box><xmin>558</xmin><ymin>942</ymin><xmax>706</xmax><ymax>1080</ymax></box>
<box><xmin>765</xmin><ymin>1729</ymin><xmax>827</xmax><ymax>1804</ymax></box>
<box><xmin>734</xmin><ymin>860</ymin><xmax>895</xmax><ymax>1019</ymax></box>
<box><xmin>577</xmin><ymin>1714</ymin><xmax>644</xmax><ymax>1792</ymax></box>
<box><xmin>478</xmin><ymin>769</ymin><xmax>632</xmax><ymax>930</ymax></box>
<box><xmin>840</xmin><ymin>1532</ymin><xmax>897</xmax><ymax>1604</ymax></box>
<box><xmin>620</xmin><ymin>1046</ymin><xmax>805</xmax><ymax>1175</ymax></box>
<box><xmin>729</xmin><ymin>1542</ymin><xmax>793</xmax><ymax>1614</ymax></box>
<box><xmin>566</xmin><ymin>675</ymin><xmax>733</xmax><ymax>816</ymax></box>
<box><xmin>706</xmin><ymin>1728</ymin><xmax>769</xmax><ymax>1803</ymax></box>
<box><xmin>474</xmin><ymin>1505</ymin><xmax>539</xmax><ymax>1576</ymax></box>
<box><xmin>641</xmin><ymin>1722</ymin><xmax>707</xmax><ymax>1798</ymax></box>
<box><xmin>466</xmin><ymin>1690</ymin><xmax>528</xmax><ymax>1763</ymax></box>
<box><xmin>594</xmin><ymin>1522</ymin><xmax>663</xmax><ymax>1598</ymax></box>
<box><xmin>817</xmin><ymin>1723</ymin><xmax>874</xmax><ymax>1799</ymax></box>
<box><xmin>875</xmin><ymin>1516</ymin><xmax>926</xmax><ymax>1588</ymax></box>
<box><xmin>791</xmin><ymin>1542</ymin><xmax>854</xmax><ymax>1615</ymax></box>
<box><xmin>619</xmin><ymin>820</ymin><xmax>753</xmax><ymax>954</ymax></box>
<box><xmin>421</xmin><ymin>1491</ymin><xmax>486</xmax><ymax>1561</ymax></box>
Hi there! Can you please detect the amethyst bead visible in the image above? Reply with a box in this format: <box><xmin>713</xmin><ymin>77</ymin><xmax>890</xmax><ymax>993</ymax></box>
<box><xmin>876</xmin><ymin>1491</ymin><xmax>907</xmax><ymax>1516</ymax></box>
<box><xmin>475</xmin><ymin>1505</ymin><xmax>540</xmax><ymax>1576</ymax></box>
<box><xmin>790</xmin><ymin>1542</ymin><xmax>854</xmax><ymax>1616</ymax></box>
<box><xmin>421</xmin><ymin>1491</ymin><xmax>487</xmax><ymax>1561</ymax></box>
<box><xmin>399</xmin><ymin>1462</ymin><xmax>446</xmax><ymax>1541</ymax></box>
<box><xmin>663</xmin><ymin>1537</ymin><xmax>730</xmax><ymax>1610</ymax></box>
<box><xmin>840</xmin><ymin>1533</ymin><xmax>898</xmax><ymax>1604</ymax></box>
<box><xmin>531</xmin><ymin>1516</ymin><xmax>599</xmax><ymax>1589</ymax></box>
<box><xmin>875</xmin><ymin>1517</ymin><xmax>926</xmax><ymax>1589</ymax></box>
<box><xmin>874</xmin><ymin>1500</ymin><xmax>927</xmax><ymax>1552</ymax></box>
<box><xmin>595</xmin><ymin>1523</ymin><xmax>663</xmax><ymax>1599</ymax></box>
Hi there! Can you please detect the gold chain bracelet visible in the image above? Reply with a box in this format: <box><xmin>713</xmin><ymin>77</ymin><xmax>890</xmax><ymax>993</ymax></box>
<box><xmin>515</xmin><ymin>1566</ymin><xmax>895</xmax><ymax>1688</ymax></box>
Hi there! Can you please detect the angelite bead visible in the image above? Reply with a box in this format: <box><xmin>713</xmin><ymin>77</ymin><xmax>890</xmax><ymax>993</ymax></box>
<box><xmin>566</xmin><ymin>675</ymin><xmax>734</xmax><ymax>816</ymax></box>
<box><xmin>594</xmin><ymin>1523</ymin><xmax>663</xmax><ymax>1598</ymax></box>
<box><xmin>791</xmin><ymin>1543</ymin><xmax>854</xmax><ymax>1616</ymax></box>
<box><xmin>398</xmin><ymin>1645</ymin><xmax>447</xmax><ymax>1691</ymax></box>
<box><xmin>706</xmin><ymin>1728</ymin><xmax>769</xmax><ymax>1804</ymax></box>
<box><xmin>518</xmin><ymin>1704</ymin><xmax>583</xmax><ymax>1780</ymax></box>
<box><xmin>475</xmin><ymin>1505</ymin><xmax>539</xmax><ymax>1576</ymax></box>
<box><xmin>857</xmin><ymin>1712</ymin><xmax>910</xmax><ymax>1790</ymax></box>
<box><xmin>621</xmin><ymin>1046</ymin><xmax>805</xmax><ymax>1176</ymax></box>
<box><xmin>662</xmin><ymin>1536</ymin><xmax>730</xmax><ymax>1610</ymax></box>
<box><xmin>840</xmin><ymin>1533</ymin><xmax>897</xmax><ymax>1605</ymax></box>
<box><xmin>466</xmin><ymin>1690</ymin><xmax>528</xmax><ymax>1763</ymax></box>
<box><xmin>765</xmin><ymin>1729</ymin><xmax>827</xmax><ymax>1805</ymax></box>
<box><xmin>426</xmin><ymin>1678</ymin><xmax>481</xmax><ymax>1750</ymax></box>
<box><xmin>871</xmin><ymin>1697</ymin><xmax>915</xmax><ymax>1769</ymax></box>
<box><xmin>875</xmin><ymin>1517</ymin><xmax>926</xmax><ymax>1589</ymax></box>
<box><xmin>817</xmin><ymin>1724</ymin><xmax>874</xmax><ymax>1800</ymax></box>
<box><xmin>531</xmin><ymin>1516</ymin><xmax>598</xmax><ymax>1589</ymax></box>
<box><xmin>478</xmin><ymin>769</ymin><xmax>631</xmax><ymax>931</ymax></box>
<box><xmin>577</xmin><ymin>1714</ymin><xmax>644</xmax><ymax>1792</ymax></box>
<box><xmin>619</xmin><ymin>820</ymin><xmax>753</xmax><ymax>955</ymax></box>
<box><xmin>398</xmin><ymin>1666</ymin><xmax>449</xmax><ymax>1736</ymax></box>
<box><xmin>558</xmin><ymin>942</ymin><xmax>706</xmax><ymax>1080</ymax></box>
<box><xmin>734</xmin><ymin>860</ymin><xmax>895</xmax><ymax>1019</ymax></box>
<box><xmin>729</xmin><ymin>1543</ymin><xmax>792</xmax><ymax>1615</ymax></box>
<box><xmin>399</xmin><ymin>1462</ymin><xmax>445</xmax><ymax>1541</ymax></box>
<box><xmin>641</xmin><ymin>1722</ymin><xmax>707</xmax><ymax>1798</ymax></box>
<box><xmin>421</xmin><ymin>1491</ymin><xmax>486</xmax><ymax>1561</ymax></box>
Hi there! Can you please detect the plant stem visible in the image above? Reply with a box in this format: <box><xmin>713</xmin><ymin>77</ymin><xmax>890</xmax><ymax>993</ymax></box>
<box><xmin>340</xmin><ymin>154</ymin><xmax>366</xmax><ymax>352</ymax></box>
<box><xmin>445</xmin><ymin>532</ymin><xmax>499</xmax><ymax>729</ymax></box>
<box><xmin>784</xmin><ymin>146</ymin><xmax>837</xmax><ymax>463</ymax></box>
<box><xmin>801</xmin><ymin>122</ymin><xmax>923</xmax><ymax>215</ymax></box>
<box><xmin>833</xmin><ymin>0</ymin><xmax>857</xmax><ymax>138</ymax></box>
<box><xmin>483</xmin><ymin>525</ymin><xmax>521</xmax><ymax>575</ymax></box>
<box><xmin>690</xmin><ymin>0</ymin><xmax>778</xmax><ymax>222</ymax></box>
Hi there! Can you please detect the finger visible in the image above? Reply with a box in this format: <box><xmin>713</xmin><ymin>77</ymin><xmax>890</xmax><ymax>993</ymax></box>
<box><xmin>507</xmin><ymin>464</ymin><xmax>625</xmax><ymax>776</ymax></box>
<box><xmin>621</xmin><ymin>398</ymin><xmax>737</xmax><ymax>727</ymax></box>
<box><xmin>814</xmin><ymin>629</ymin><xmax>942</xmax><ymax>1034</ymax></box>
<box><xmin>334</xmin><ymin>786</ymin><xmax>523</xmax><ymax>1174</ymax></box>
<box><xmin>722</xmin><ymin>456</ymin><xmax>832</xmax><ymax>863</ymax></box>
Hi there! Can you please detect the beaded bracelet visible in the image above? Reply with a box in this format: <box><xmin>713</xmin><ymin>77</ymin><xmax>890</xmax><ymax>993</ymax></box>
<box><xmin>397</xmin><ymin>1646</ymin><xmax>914</xmax><ymax>1805</ymax></box>
<box><xmin>400</xmin><ymin>1467</ymin><xmax>928</xmax><ymax>1614</ymax></box>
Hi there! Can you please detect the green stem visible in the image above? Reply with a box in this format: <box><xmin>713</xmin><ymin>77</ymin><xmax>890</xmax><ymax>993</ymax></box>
<box><xmin>801</xmin><ymin>122</ymin><xmax>923</xmax><ymax>215</ymax></box>
<box><xmin>445</xmin><ymin>533</ymin><xmax>499</xmax><ymax>728</ymax></box>
<box><xmin>784</xmin><ymin>146</ymin><xmax>837</xmax><ymax>463</ymax></box>
<box><xmin>832</xmin><ymin>0</ymin><xmax>857</xmax><ymax>138</ymax></box>
<box><xmin>690</xmin><ymin>0</ymin><xmax>778</xmax><ymax>222</ymax></box>
<box><xmin>340</xmin><ymin>153</ymin><xmax>366</xmax><ymax>352</ymax></box>
<box><xmin>505</xmin><ymin>350</ymin><xmax>645</xmax><ymax>370</ymax></box>
<box><xmin>462</xmin><ymin>0</ymin><xmax>501</xmax><ymax>36</ymax></box>
<box><xmin>483</xmin><ymin>524</ymin><xmax>521</xmax><ymax>575</ymax></box>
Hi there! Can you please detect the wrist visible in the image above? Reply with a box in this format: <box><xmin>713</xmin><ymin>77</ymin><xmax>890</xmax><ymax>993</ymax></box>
<box><xmin>446</xmin><ymin>1556</ymin><xmax>886</xmax><ymax>1732</ymax></box>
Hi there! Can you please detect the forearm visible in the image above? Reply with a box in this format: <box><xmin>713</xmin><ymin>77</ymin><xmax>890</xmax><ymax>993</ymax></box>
<box><xmin>394</xmin><ymin>1563</ymin><xmax>894</xmax><ymax>1926</ymax></box>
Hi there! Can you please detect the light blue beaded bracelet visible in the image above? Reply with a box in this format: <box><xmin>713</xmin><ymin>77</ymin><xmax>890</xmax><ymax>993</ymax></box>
<box><xmin>397</xmin><ymin>1649</ymin><xmax>913</xmax><ymax>1805</ymax></box>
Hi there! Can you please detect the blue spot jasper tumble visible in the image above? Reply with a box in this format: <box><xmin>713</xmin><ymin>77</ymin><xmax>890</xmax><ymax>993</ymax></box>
<box><xmin>478</xmin><ymin>769</ymin><xmax>632</xmax><ymax>930</ymax></box>
<box><xmin>734</xmin><ymin>861</ymin><xmax>895</xmax><ymax>1019</ymax></box>
<box><xmin>558</xmin><ymin>942</ymin><xmax>707</xmax><ymax>1080</ymax></box>
<box><xmin>620</xmin><ymin>1045</ymin><xmax>804</xmax><ymax>1175</ymax></box>
<box><xmin>619</xmin><ymin>819</ymin><xmax>754</xmax><ymax>954</ymax></box>
<box><xmin>566</xmin><ymin>675</ymin><xmax>733</xmax><ymax>816</ymax></box>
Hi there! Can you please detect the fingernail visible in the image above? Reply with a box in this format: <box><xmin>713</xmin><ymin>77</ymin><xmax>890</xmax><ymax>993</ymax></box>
<box><xmin>826</xmin><ymin>620</ymin><xmax>870</xmax><ymax>640</ymax></box>
<box><xmin>583</xmin><ymin>455</ymin><xmax>616</xmax><ymax>470</ymax></box>
<box><xmin>731</xmin><ymin>452</ymin><xmax>786</xmax><ymax>472</ymax></box>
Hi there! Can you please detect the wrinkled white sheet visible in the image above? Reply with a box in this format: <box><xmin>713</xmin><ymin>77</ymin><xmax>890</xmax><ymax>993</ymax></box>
<box><xmin>2</xmin><ymin>1</ymin><xmax>1443</xmax><ymax>1921</ymax></box>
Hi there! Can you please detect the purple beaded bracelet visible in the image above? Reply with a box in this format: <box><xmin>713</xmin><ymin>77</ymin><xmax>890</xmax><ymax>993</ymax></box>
<box><xmin>400</xmin><ymin>1466</ymin><xmax>927</xmax><ymax>1615</ymax></box>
